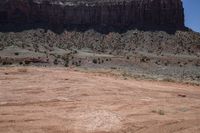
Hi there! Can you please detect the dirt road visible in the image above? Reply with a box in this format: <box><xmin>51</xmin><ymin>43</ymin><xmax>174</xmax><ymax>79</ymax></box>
<box><xmin>0</xmin><ymin>67</ymin><xmax>200</xmax><ymax>133</ymax></box>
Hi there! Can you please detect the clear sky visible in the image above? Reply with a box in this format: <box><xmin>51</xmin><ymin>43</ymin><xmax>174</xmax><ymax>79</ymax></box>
<box><xmin>183</xmin><ymin>0</ymin><xmax>200</xmax><ymax>32</ymax></box>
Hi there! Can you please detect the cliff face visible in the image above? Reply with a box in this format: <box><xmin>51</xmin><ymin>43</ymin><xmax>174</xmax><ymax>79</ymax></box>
<box><xmin>0</xmin><ymin>0</ymin><xmax>185</xmax><ymax>29</ymax></box>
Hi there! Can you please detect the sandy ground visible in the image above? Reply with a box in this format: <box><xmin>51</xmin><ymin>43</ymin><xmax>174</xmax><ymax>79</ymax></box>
<box><xmin>0</xmin><ymin>67</ymin><xmax>200</xmax><ymax>133</ymax></box>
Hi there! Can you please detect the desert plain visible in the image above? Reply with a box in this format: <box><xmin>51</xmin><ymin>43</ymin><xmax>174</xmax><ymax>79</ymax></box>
<box><xmin>0</xmin><ymin>67</ymin><xmax>200</xmax><ymax>133</ymax></box>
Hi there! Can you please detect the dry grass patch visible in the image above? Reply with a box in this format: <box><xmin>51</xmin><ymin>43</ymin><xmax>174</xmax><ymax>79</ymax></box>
<box><xmin>17</xmin><ymin>68</ymin><xmax>28</xmax><ymax>73</ymax></box>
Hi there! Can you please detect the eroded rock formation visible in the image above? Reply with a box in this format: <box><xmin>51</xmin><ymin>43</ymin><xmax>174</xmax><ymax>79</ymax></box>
<box><xmin>0</xmin><ymin>0</ymin><xmax>185</xmax><ymax>29</ymax></box>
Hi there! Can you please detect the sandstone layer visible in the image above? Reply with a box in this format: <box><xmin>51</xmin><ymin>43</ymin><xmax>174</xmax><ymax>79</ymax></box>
<box><xmin>0</xmin><ymin>0</ymin><xmax>184</xmax><ymax>29</ymax></box>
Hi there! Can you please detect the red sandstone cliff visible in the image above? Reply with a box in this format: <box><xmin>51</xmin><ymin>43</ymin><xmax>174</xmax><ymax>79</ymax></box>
<box><xmin>0</xmin><ymin>0</ymin><xmax>185</xmax><ymax>29</ymax></box>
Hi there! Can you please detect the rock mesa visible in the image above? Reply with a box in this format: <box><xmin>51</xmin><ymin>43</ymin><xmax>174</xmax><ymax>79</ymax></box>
<box><xmin>0</xmin><ymin>0</ymin><xmax>185</xmax><ymax>29</ymax></box>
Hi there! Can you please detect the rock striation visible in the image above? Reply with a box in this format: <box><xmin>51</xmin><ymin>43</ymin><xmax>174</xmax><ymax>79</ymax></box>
<box><xmin>0</xmin><ymin>0</ymin><xmax>185</xmax><ymax>29</ymax></box>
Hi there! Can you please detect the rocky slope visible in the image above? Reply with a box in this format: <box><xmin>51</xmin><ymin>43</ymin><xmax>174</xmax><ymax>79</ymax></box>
<box><xmin>0</xmin><ymin>29</ymin><xmax>200</xmax><ymax>83</ymax></box>
<box><xmin>1</xmin><ymin>29</ymin><xmax>200</xmax><ymax>56</ymax></box>
<box><xmin>0</xmin><ymin>0</ymin><xmax>184</xmax><ymax>30</ymax></box>
<box><xmin>0</xmin><ymin>0</ymin><xmax>200</xmax><ymax>83</ymax></box>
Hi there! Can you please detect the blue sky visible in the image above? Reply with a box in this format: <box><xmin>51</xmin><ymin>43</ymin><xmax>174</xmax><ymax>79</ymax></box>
<box><xmin>183</xmin><ymin>0</ymin><xmax>200</xmax><ymax>32</ymax></box>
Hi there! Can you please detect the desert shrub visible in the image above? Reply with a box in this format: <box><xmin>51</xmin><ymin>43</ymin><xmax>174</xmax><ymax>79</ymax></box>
<box><xmin>162</xmin><ymin>78</ymin><xmax>175</xmax><ymax>82</ymax></box>
<box><xmin>76</xmin><ymin>62</ymin><xmax>80</xmax><ymax>66</ymax></box>
<box><xmin>64</xmin><ymin>62</ymin><xmax>69</xmax><ymax>67</ymax></box>
<box><xmin>122</xmin><ymin>72</ymin><xmax>130</xmax><ymax>77</ymax></box>
<box><xmin>188</xmin><ymin>60</ymin><xmax>193</xmax><ymax>63</ymax></box>
<box><xmin>62</xmin><ymin>53</ymin><xmax>71</xmax><ymax>66</ymax></box>
<box><xmin>57</xmin><ymin>55</ymin><xmax>61</xmax><ymax>58</ymax></box>
<box><xmin>53</xmin><ymin>59</ymin><xmax>58</xmax><ymax>65</ymax></box>
<box><xmin>62</xmin><ymin>54</ymin><xmax>70</xmax><ymax>61</ymax></box>
<box><xmin>49</xmin><ymin>43</ymin><xmax>53</xmax><ymax>47</ymax></box>
<box><xmin>140</xmin><ymin>56</ymin><xmax>150</xmax><ymax>63</ymax></box>
<box><xmin>195</xmin><ymin>62</ymin><xmax>200</xmax><ymax>67</ymax></box>
<box><xmin>152</xmin><ymin>110</ymin><xmax>165</xmax><ymax>115</ymax></box>
<box><xmin>110</xmin><ymin>67</ymin><xmax>117</xmax><ymax>69</ymax></box>
<box><xmin>183</xmin><ymin>62</ymin><xmax>187</xmax><ymax>65</ymax></box>
<box><xmin>126</xmin><ymin>56</ymin><xmax>130</xmax><ymax>60</ymax></box>
<box><xmin>93</xmin><ymin>59</ymin><xmax>97</xmax><ymax>64</ymax></box>
<box><xmin>164</xmin><ymin>62</ymin><xmax>169</xmax><ymax>66</ymax></box>
<box><xmin>2</xmin><ymin>61</ymin><xmax>12</xmax><ymax>65</ymax></box>
<box><xmin>74</xmin><ymin>50</ymin><xmax>78</xmax><ymax>54</ymax></box>
<box><xmin>152</xmin><ymin>110</ymin><xmax>157</xmax><ymax>113</ymax></box>
<box><xmin>14</xmin><ymin>52</ymin><xmax>19</xmax><ymax>56</ymax></box>
<box><xmin>148</xmin><ymin>50</ymin><xmax>153</xmax><ymax>53</ymax></box>
<box><xmin>155</xmin><ymin>60</ymin><xmax>160</xmax><ymax>65</ymax></box>
<box><xmin>106</xmin><ymin>58</ymin><xmax>109</xmax><ymax>61</ymax></box>
<box><xmin>158</xmin><ymin>110</ymin><xmax>165</xmax><ymax>115</ymax></box>
<box><xmin>24</xmin><ymin>60</ymin><xmax>30</xmax><ymax>65</ymax></box>
<box><xmin>17</xmin><ymin>68</ymin><xmax>28</xmax><ymax>73</ymax></box>
<box><xmin>2</xmin><ymin>62</ymin><xmax>6</xmax><ymax>65</ymax></box>
<box><xmin>65</xmin><ymin>59</ymin><xmax>69</xmax><ymax>67</ymax></box>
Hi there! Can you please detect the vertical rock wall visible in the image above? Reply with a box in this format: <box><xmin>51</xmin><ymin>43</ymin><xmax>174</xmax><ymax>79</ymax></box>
<box><xmin>0</xmin><ymin>0</ymin><xmax>185</xmax><ymax>29</ymax></box>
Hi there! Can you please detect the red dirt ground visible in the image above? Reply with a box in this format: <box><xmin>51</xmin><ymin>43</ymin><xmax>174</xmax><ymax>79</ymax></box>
<box><xmin>0</xmin><ymin>67</ymin><xmax>200</xmax><ymax>133</ymax></box>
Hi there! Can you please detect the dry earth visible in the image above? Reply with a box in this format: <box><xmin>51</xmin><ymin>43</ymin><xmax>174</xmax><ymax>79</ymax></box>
<box><xmin>0</xmin><ymin>67</ymin><xmax>200</xmax><ymax>133</ymax></box>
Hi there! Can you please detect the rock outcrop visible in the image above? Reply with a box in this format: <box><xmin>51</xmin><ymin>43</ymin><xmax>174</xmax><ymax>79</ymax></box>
<box><xmin>0</xmin><ymin>0</ymin><xmax>185</xmax><ymax>29</ymax></box>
